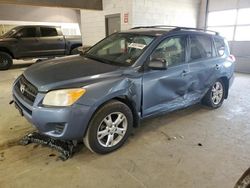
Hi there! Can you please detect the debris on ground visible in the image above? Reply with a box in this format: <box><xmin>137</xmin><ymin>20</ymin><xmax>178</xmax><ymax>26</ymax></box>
<box><xmin>19</xmin><ymin>132</ymin><xmax>83</xmax><ymax>161</ymax></box>
<box><xmin>160</xmin><ymin>131</ymin><xmax>184</xmax><ymax>141</ymax></box>
<box><xmin>198</xmin><ymin>143</ymin><xmax>203</xmax><ymax>146</ymax></box>
<box><xmin>49</xmin><ymin>153</ymin><xmax>56</xmax><ymax>157</ymax></box>
<box><xmin>235</xmin><ymin>167</ymin><xmax>250</xmax><ymax>188</ymax></box>
<box><xmin>0</xmin><ymin>152</ymin><xmax>5</xmax><ymax>161</ymax></box>
<box><xmin>33</xmin><ymin>144</ymin><xmax>39</xmax><ymax>149</ymax></box>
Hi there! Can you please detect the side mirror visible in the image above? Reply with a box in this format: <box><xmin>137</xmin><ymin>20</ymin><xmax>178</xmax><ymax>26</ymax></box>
<box><xmin>15</xmin><ymin>33</ymin><xmax>23</xmax><ymax>39</ymax></box>
<box><xmin>78</xmin><ymin>46</ymin><xmax>91</xmax><ymax>55</ymax></box>
<box><xmin>148</xmin><ymin>58</ymin><xmax>168</xmax><ymax>70</ymax></box>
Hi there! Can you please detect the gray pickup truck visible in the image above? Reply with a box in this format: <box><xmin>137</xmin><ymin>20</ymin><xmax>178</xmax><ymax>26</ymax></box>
<box><xmin>0</xmin><ymin>25</ymin><xmax>82</xmax><ymax>70</ymax></box>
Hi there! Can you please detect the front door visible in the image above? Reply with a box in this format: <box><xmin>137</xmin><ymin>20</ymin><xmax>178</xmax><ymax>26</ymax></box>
<box><xmin>37</xmin><ymin>26</ymin><xmax>65</xmax><ymax>56</ymax></box>
<box><xmin>13</xmin><ymin>27</ymin><xmax>40</xmax><ymax>58</ymax></box>
<box><xmin>142</xmin><ymin>35</ymin><xmax>192</xmax><ymax>117</ymax></box>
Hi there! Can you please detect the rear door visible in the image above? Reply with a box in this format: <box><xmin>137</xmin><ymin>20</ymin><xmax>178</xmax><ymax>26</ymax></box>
<box><xmin>142</xmin><ymin>35</ymin><xmax>192</xmax><ymax>117</ymax></box>
<box><xmin>37</xmin><ymin>26</ymin><xmax>65</xmax><ymax>56</ymax></box>
<box><xmin>187</xmin><ymin>34</ymin><xmax>219</xmax><ymax>99</ymax></box>
<box><xmin>13</xmin><ymin>26</ymin><xmax>40</xmax><ymax>58</ymax></box>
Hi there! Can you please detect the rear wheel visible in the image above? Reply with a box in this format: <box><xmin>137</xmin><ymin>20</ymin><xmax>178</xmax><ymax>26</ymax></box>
<box><xmin>83</xmin><ymin>100</ymin><xmax>133</xmax><ymax>154</ymax></box>
<box><xmin>70</xmin><ymin>47</ymin><xmax>80</xmax><ymax>55</ymax></box>
<box><xmin>0</xmin><ymin>52</ymin><xmax>13</xmax><ymax>70</ymax></box>
<box><xmin>202</xmin><ymin>79</ymin><xmax>225</xmax><ymax>108</ymax></box>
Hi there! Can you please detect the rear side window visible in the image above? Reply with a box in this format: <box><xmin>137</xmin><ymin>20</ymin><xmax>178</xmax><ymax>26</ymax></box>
<box><xmin>40</xmin><ymin>27</ymin><xmax>58</xmax><ymax>37</ymax></box>
<box><xmin>190</xmin><ymin>35</ymin><xmax>212</xmax><ymax>61</ymax></box>
<box><xmin>214</xmin><ymin>37</ymin><xmax>225</xmax><ymax>56</ymax></box>
<box><xmin>17</xmin><ymin>28</ymin><xmax>36</xmax><ymax>38</ymax></box>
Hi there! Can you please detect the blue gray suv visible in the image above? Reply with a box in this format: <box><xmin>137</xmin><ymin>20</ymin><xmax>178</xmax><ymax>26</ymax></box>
<box><xmin>12</xmin><ymin>26</ymin><xmax>235</xmax><ymax>154</ymax></box>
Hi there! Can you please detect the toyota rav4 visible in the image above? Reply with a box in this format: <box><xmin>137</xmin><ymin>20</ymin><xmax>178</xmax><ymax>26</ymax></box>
<box><xmin>12</xmin><ymin>26</ymin><xmax>235</xmax><ymax>154</ymax></box>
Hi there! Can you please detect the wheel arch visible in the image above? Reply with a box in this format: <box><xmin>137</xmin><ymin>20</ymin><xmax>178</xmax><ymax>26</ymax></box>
<box><xmin>83</xmin><ymin>95</ymin><xmax>140</xmax><ymax>137</ymax></box>
<box><xmin>114</xmin><ymin>96</ymin><xmax>140</xmax><ymax>128</ymax></box>
<box><xmin>0</xmin><ymin>47</ymin><xmax>14</xmax><ymax>58</ymax></box>
<box><xmin>70</xmin><ymin>43</ymin><xmax>82</xmax><ymax>52</ymax></box>
<box><xmin>220</xmin><ymin>76</ymin><xmax>229</xmax><ymax>99</ymax></box>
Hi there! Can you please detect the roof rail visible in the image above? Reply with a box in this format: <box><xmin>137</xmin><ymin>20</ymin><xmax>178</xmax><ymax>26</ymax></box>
<box><xmin>131</xmin><ymin>25</ymin><xmax>219</xmax><ymax>35</ymax></box>
<box><xmin>131</xmin><ymin>25</ymin><xmax>178</xmax><ymax>30</ymax></box>
<box><xmin>171</xmin><ymin>27</ymin><xmax>219</xmax><ymax>35</ymax></box>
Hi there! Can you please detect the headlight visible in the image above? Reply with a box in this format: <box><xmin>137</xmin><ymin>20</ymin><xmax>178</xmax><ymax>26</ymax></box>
<box><xmin>43</xmin><ymin>88</ymin><xmax>86</xmax><ymax>106</ymax></box>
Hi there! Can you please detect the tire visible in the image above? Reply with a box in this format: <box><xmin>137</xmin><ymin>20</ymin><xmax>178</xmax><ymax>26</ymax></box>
<box><xmin>83</xmin><ymin>100</ymin><xmax>133</xmax><ymax>154</ymax></box>
<box><xmin>35</xmin><ymin>59</ymin><xmax>44</xmax><ymax>63</ymax></box>
<box><xmin>0</xmin><ymin>52</ymin><xmax>13</xmax><ymax>70</ymax></box>
<box><xmin>202</xmin><ymin>79</ymin><xmax>225</xmax><ymax>108</ymax></box>
<box><xmin>70</xmin><ymin>47</ymin><xmax>80</xmax><ymax>55</ymax></box>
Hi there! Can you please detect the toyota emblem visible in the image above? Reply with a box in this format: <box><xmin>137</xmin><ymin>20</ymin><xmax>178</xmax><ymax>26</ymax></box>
<box><xmin>20</xmin><ymin>84</ymin><xmax>25</xmax><ymax>94</ymax></box>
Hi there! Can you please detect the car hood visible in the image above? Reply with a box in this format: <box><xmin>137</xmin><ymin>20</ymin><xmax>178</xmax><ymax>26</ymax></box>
<box><xmin>24</xmin><ymin>55</ymin><xmax>123</xmax><ymax>92</ymax></box>
<box><xmin>0</xmin><ymin>37</ymin><xmax>8</xmax><ymax>41</ymax></box>
<box><xmin>0</xmin><ymin>37</ymin><xmax>15</xmax><ymax>42</ymax></box>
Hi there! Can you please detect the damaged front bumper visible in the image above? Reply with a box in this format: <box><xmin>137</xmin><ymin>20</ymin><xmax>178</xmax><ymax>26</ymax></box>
<box><xmin>13</xmin><ymin>85</ymin><xmax>93</xmax><ymax>141</ymax></box>
<box><xmin>20</xmin><ymin>132</ymin><xmax>78</xmax><ymax>160</ymax></box>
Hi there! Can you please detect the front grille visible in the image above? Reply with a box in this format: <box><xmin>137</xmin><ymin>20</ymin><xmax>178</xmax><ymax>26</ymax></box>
<box><xmin>15</xmin><ymin>75</ymin><xmax>38</xmax><ymax>104</ymax></box>
<box><xmin>14</xmin><ymin>95</ymin><xmax>32</xmax><ymax>115</ymax></box>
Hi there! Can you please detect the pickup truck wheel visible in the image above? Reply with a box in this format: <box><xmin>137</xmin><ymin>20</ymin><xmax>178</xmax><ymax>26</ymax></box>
<box><xmin>202</xmin><ymin>79</ymin><xmax>225</xmax><ymax>108</ymax></box>
<box><xmin>83</xmin><ymin>100</ymin><xmax>133</xmax><ymax>154</ymax></box>
<box><xmin>0</xmin><ymin>52</ymin><xmax>13</xmax><ymax>70</ymax></box>
<box><xmin>70</xmin><ymin>47</ymin><xmax>79</xmax><ymax>55</ymax></box>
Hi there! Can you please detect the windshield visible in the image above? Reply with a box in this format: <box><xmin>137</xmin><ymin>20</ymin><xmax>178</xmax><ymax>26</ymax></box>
<box><xmin>85</xmin><ymin>33</ymin><xmax>155</xmax><ymax>66</ymax></box>
<box><xmin>1</xmin><ymin>27</ymin><xmax>18</xmax><ymax>38</ymax></box>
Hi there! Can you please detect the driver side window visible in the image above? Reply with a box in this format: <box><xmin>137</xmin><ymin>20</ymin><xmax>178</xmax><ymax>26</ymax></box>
<box><xmin>151</xmin><ymin>36</ymin><xmax>186</xmax><ymax>67</ymax></box>
<box><xmin>16</xmin><ymin>28</ymin><xmax>37</xmax><ymax>38</ymax></box>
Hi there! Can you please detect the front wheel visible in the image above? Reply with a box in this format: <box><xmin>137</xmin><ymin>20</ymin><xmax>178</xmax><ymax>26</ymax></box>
<box><xmin>202</xmin><ymin>79</ymin><xmax>225</xmax><ymax>108</ymax></box>
<box><xmin>70</xmin><ymin>47</ymin><xmax>80</xmax><ymax>55</ymax></box>
<box><xmin>83</xmin><ymin>100</ymin><xmax>133</xmax><ymax>154</ymax></box>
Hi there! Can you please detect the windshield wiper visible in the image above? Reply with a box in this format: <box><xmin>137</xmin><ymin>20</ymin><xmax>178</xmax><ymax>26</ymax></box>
<box><xmin>84</xmin><ymin>54</ymin><xmax>118</xmax><ymax>66</ymax></box>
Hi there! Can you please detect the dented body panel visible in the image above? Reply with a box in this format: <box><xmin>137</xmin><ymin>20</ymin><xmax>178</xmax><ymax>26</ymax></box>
<box><xmin>12</xmin><ymin>29</ymin><xmax>235</xmax><ymax>140</ymax></box>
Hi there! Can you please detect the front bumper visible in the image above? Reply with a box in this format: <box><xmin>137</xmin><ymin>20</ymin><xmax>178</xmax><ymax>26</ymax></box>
<box><xmin>13</xmin><ymin>84</ymin><xmax>94</xmax><ymax>140</ymax></box>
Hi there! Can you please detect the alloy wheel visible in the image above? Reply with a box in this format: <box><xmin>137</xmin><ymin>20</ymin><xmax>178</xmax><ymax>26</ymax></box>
<box><xmin>97</xmin><ymin>112</ymin><xmax>128</xmax><ymax>148</ymax></box>
<box><xmin>211</xmin><ymin>81</ymin><xmax>223</xmax><ymax>105</ymax></box>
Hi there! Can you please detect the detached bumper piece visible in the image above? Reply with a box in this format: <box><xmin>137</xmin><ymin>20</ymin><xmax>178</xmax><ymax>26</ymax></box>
<box><xmin>20</xmin><ymin>132</ymin><xmax>81</xmax><ymax>160</ymax></box>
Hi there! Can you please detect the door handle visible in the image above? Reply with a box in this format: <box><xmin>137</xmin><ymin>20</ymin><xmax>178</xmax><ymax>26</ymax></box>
<box><xmin>58</xmin><ymin>38</ymin><xmax>63</xmax><ymax>41</ymax></box>
<box><xmin>182</xmin><ymin>70</ymin><xmax>188</xmax><ymax>77</ymax></box>
<box><xmin>215</xmin><ymin>64</ymin><xmax>220</xmax><ymax>70</ymax></box>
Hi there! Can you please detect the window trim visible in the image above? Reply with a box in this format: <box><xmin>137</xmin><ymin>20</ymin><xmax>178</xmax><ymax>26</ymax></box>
<box><xmin>213</xmin><ymin>36</ymin><xmax>226</xmax><ymax>58</ymax></box>
<box><xmin>15</xmin><ymin>27</ymin><xmax>38</xmax><ymax>38</ymax></box>
<box><xmin>146</xmin><ymin>34</ymin><xmax>188</xmax><ymax>69</ymax></box>
<box><xmin>39</xmin><ymin>26</ymin><xmax>59</xmax><ymax>37</ymax></box>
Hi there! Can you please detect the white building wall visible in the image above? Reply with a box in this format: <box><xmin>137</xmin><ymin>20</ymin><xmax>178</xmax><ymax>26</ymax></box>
<box><xmin>132</xmin><ymin>0</ymin><xmax>201</xmax><ymax>27</ymax></box>
<box><xmin>81</xmin><ymin>0</ymin><xmax>201</xmax><ymax>46</ymax></box>
<box><xmin>81</xmin><ymin>0</ymin><xmax>133</xmax><ymax>46</ymax></box>
<box><xmin>0</xmin><ymin>4</ymin><xmax>81</xmax><ymax>36</ymax></box>
<box><xmin>197</xmin><ymin>0</ymin><xmax>207</xmax><ymax>28</ymax></box>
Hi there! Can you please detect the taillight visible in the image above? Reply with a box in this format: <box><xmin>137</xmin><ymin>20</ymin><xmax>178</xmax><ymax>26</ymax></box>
<box><xmin>228</xmin><ymin>54</ymin><xmax>236</xmax><ymax>62</ymax></box>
